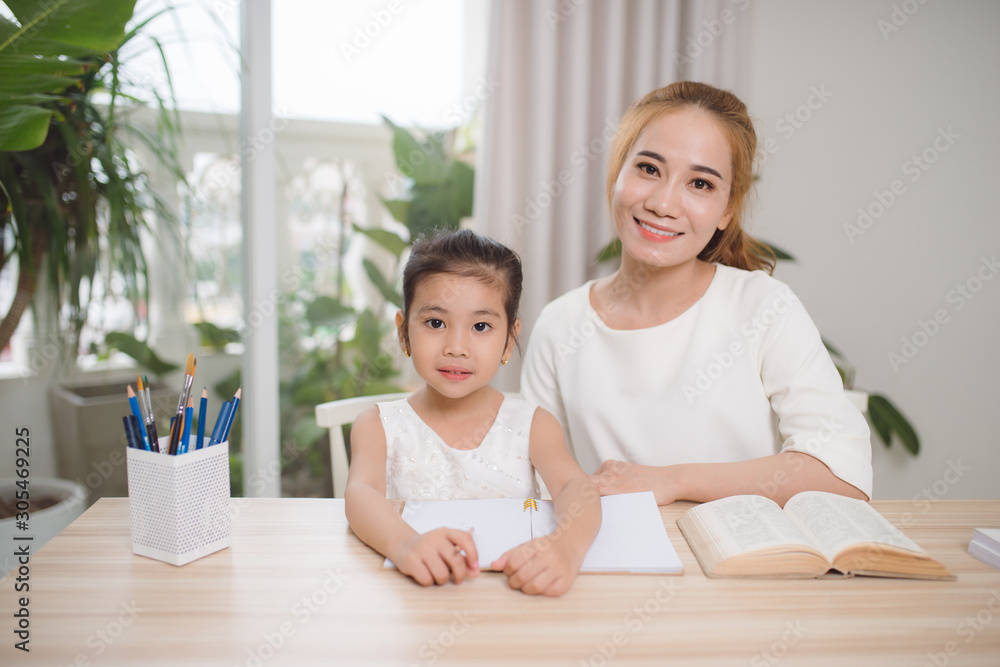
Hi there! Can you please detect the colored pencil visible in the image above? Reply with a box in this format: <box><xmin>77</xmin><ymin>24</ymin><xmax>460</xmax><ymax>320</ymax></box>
<box><xmin>209</xmin><ymin>401</ymin><xmax>232</xmax><ymax>447</ymax></box>
<box><xmin>127</xmin><ymin>385</ymin><xmax>151</xmax><ymax>451</ymax></box>
<box><xmin>221</xmin><ymin>387</ymin><xmax>241</xmax><ymax>443</ymax></box>
<box><xmin>180</xmin><ymin>397</ymin><xmax>194</xmax><ymax>455</ymax></box>
<box><xmin>197</xmin><ymin>388</ymin><xmax>208</xmax><ymax>450</ymax></box>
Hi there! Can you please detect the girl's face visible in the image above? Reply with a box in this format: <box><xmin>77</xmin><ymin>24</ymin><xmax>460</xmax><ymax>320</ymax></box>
<box><xmin>397</xmin><ymin>273</ymin><xmax>518</xmax><ymax>401</ymax></box>
<box><xmin>612</xmin><ymin>108</ymin><xmax>734</xmax><ymax>271</ymax></box>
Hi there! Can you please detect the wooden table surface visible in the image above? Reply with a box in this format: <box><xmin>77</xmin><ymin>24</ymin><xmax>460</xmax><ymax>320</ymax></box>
<box><xmin>2</xmin><ymin>498</ymin><xmax>999</xmax><ymax>666</ymax></box>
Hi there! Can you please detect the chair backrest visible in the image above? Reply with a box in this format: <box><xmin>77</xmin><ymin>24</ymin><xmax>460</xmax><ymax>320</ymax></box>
<box><xmin>315</xmin><ymin>392</ymin><xmax>409</xmax><ymax>498</ymax></box>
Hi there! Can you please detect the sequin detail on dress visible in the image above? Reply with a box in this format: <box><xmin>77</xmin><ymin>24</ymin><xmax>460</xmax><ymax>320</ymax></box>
<box><xmin>378</xmin><ymin>396</ymin><xmax>539</xmax><ymax>500</ymax></box>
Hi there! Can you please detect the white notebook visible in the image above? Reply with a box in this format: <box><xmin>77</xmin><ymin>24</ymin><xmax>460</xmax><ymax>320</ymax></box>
<box><xmin>388</xmin><ymin>491</ymin><xmax>683</xmax><ymax>574</ymax></box>
<box><xmin>969</xmin><ymin>527</ymin><xmax>1000</xmax><ymax>570</ymax></box>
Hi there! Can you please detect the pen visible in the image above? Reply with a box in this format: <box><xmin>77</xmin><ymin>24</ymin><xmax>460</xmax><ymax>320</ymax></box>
<box><xmin>221</xmin><ymin>387</ymin><xmax>241</xmax><ymax>443</ymax></box>
<box><xmin>180</xmin><ymin>397</ymin><xmax>194</xmax><ymax>455</ymax></box>
<box><xmin>126</xmin><ymin>385</ymin><xmax>151</xmax><ymax>451</ymax></box>
<box><xmin>209</xmin><ymin>401</ymin><xmax>232</xmax><ymax>447</ymax></box>
<box><xmin>197</xmin><ymin>388</ymin><xmax>208</xmax><ymax>450</ymax></box>
<box><xmin>122</xmin><ymin>415</ymin><xmax>142</xmax><ymax>450</ymax></box>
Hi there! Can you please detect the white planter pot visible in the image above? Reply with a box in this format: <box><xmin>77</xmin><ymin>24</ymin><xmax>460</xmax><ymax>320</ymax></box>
<box><xmin>49</xmin><ymin>377</ymin><xmax>176</xmax><ymax>500</ymax></box>
<box><xmin>0</xmin><ymin>477</ymin><xmax>87</xmax><ymax>577</ymax></box>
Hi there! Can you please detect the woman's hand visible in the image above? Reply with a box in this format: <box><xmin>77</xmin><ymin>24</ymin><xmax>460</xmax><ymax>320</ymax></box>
<box><xmin>388</xmin><ymin>527</ymin><xmax>480</xmax><ymax>586</ymax></box>
<box><xmin>492</xmin><ymin>535</ymin><xmax>581</xmax><ymax>597</ymax></box>
<box><xmin>591</xmin><ymin>459</ymin><xmax>677</xmax><ymax>505</ymax></box>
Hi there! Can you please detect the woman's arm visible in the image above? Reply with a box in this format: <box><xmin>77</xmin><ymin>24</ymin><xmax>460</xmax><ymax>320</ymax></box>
<box><xmin>493</xmin><ymin>408</ymin><xmax>602</xmax><ymax>596</ymax></box>
<box><xmin>344</xmin><ymin>407</ymin><xmax>479</xmax><ymax>586</ymax></box>
<box><xmin>593</xmin><ymin>450</ymin><xmax>868</xmax><ymax>507</ymax></box>
<box><xmin>596</xmin><ymin>277</ymin><xmax>871</xmax><ymax>507</ymax></box>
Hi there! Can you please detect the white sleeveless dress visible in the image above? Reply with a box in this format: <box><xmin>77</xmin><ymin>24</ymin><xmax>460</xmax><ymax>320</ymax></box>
<box><xmin>377</xmin><ymin>396</ymin><xmax>540</xmax><ymax>500</ymax></box>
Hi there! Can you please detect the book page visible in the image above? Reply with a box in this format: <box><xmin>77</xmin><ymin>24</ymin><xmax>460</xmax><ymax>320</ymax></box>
<box><xmin>685</xmin><ymin>495</ymin><xmax>821</xmax><ymax>555</ymax></box>
<box><xmin>392</xmin><ymin>498</ymin><xmax>532</xmax><ymax>568</ymax></box>
<box><xmin>529</xmin><ymin>492</ymin><xmax>682</xmax><ymax>573</ymax></box>
<box><xmin>784</xmin><ymin>491</ymin><xmax>923</xmax><ymax>562</ymax></box>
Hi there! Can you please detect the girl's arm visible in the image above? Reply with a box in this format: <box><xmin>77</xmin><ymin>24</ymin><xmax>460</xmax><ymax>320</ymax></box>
<box><xmin>344</xmin><ymin>407</ymin><xmax>479</xmax><ymax>586</ymax></box>
<box><xmin>492</xmin><ymin>408</ymin><xmax>602</xmax><ymax>596</ymax></box>
<box><xmin>592</xmin><ymin>451</ymin><xmax>868</xmax><ymax>507</ymax></box>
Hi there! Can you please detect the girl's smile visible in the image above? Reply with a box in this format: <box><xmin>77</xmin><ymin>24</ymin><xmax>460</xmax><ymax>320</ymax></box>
<box><xmin>437</xmin><ymin>366</ymin><xmax>473</xmax><ymax>381</ymax></box>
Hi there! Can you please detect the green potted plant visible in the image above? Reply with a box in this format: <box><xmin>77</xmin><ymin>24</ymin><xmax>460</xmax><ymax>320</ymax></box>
<box><xmin>0</xmin><ymin>1</ymin><xmax>186</xmax><ymax>501</ymax></box>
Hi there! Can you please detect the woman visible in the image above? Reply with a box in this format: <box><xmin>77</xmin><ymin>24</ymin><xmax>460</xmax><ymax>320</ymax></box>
<box><xmin>520</xmin><ymin>81</ymin><xmax>872</xmax><ymax>506</ymax></box>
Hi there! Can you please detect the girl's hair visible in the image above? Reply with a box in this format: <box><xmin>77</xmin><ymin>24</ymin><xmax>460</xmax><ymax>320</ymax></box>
<box><xmin>605</xmin><ymin>81</ymin><xmax>776</xmax><ymax>274</ymax></box>
<box><xmin>400</xmin><ymin>229</ymin><xmax>523</xmax><ymax>347</ymax></box>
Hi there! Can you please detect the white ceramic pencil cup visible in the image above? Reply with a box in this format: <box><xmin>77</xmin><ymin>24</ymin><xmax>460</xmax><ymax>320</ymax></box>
<box><xmin>126</xmin><ymin>436</ymin><xmax>231</xmax><ymax>565</ymax></box>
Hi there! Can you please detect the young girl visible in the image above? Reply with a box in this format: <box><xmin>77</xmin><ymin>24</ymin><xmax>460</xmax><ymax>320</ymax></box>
<box><xmin>345</xmin><ymin>229</ymin><xmax>601</xmax><ymax>597</ymax></box>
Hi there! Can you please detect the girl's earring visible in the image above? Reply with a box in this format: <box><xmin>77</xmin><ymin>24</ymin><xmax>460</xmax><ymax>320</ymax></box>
<box><xmin>404</xmin><ymin>348</ymin><xmax>411</xmax><ymax>358</ymax></box>
<box><xmin>500</xmin><ymin>357</ymin><xmax>508</xmax><ymax>366</ymax></box>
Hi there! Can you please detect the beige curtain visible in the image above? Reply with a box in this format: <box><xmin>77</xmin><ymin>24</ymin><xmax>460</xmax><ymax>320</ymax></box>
<box><xmin>473</xmin><ymin>0</ymin><xmax>750</xmax><ymax>390</ymax></box>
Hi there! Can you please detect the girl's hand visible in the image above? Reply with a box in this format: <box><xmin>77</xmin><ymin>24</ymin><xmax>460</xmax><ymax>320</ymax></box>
<box><xmin>492</xmin><ymin>535</ymin><xmax>581</xmax><ymax>597</ymax></box>
<box><xmin>389</xmin><ymin>527</ymin><xmax>480</xmax><ymax>586</ymax></box>
<box><xmin>591</xmin><ymin>459</ymin><xmax>676</xmax><ymax>505</ymax></box>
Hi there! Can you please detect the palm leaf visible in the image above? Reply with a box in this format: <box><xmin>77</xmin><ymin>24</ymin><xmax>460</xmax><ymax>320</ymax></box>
<box><xmin>868</xmin><ymin>393</ymin><xmax>920</xmax><ymax>455</ymax></box>
<box><xmin>104</xmin><ymin>331</ymin><xmax>179</xmax><ymax>376</ymax></box>
<box><xmin>762</xmin><ymin>241</ymin><xmax>795</xmax><ymax>261</ymax></box>
<box><xmin>362</xmin><ymin>259</ymin><xmax>402</xmax><ymax>308</ymax></box>
<box><xmin>595</xmin><ymin>238</ymin><xmax>622</xmax><ymax>263</ymax></box>
<box><xmin>304</xmin><ymin>295</ymin><xmax>356</xmax><ymax>329</ymax></box>
<box><xmin>352</xmin><ymin>224</ymin><xmax>407</xmax><ymax>259</ymax></box>
<box><xmin>0</xmin><ymin>0</ymin><xmax>137</xmax><ymax>151</ymax></box>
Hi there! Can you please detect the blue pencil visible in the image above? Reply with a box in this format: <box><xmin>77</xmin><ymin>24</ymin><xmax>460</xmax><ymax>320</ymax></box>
<box><xmin>126</xmin><ymin>385</ymin><xmax>150</xmax><ymax>451</ymax></box>
<box><xmin>221</xmin><ymin>387</ymin><xmax>241</xmax><ymax>443</ymax></box>
<box><xmin>179</xmin><ymin>398</ymin><xmax>194</xmax><ymax>454</ymax></box>
<box><xmin>197</xmin><ymin>388</ymin><xmax>208</xmax><ymax>449</ymax></box>
<box><xmin>209</xmin><ymin>401</ymin><xmax>232</xmax><ymax>447</ymax></box>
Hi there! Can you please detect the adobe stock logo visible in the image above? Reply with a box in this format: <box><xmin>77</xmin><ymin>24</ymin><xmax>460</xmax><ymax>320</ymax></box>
<box><xmin>877</xmin><ymin>0</ymin><xmax>931</xmax><ymax>41</ymax></box>
<box><xmin>339</xmin><ymin>1</ymin><xmax>403</xmax><ymax>63</ymax></box>
<box><xmin>843</xmin><ymin>126</ymin><xmax>960</xmax><ymax>244</ymax></box>
<box><xmin>887</xmin><ymin>254</ymin><xmax>999</xmax><ymax>372</ymax></box>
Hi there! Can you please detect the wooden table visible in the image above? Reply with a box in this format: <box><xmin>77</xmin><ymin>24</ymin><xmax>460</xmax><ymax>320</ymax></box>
<box><xmin>2</xmin><ymin>498</ymin><xmax>999</xmax><ymax>666</ymax></box>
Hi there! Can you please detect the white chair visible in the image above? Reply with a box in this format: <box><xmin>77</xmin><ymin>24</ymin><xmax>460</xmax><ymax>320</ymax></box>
<box><xmin>315</xmin><ymin>392</ymin><xmax>408</xmax><ymax>498</ymax></box>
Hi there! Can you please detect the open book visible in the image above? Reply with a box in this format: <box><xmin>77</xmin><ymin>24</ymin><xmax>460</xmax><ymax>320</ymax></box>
<box><xmin>677</xmin><ymin>491</ymin><xmax>953</xmax><ymax>580</ymax></box>
<box><xmin>390</xmin><ymin>491</ymin><xmax>682</xmax><ymax>574</ymax></box>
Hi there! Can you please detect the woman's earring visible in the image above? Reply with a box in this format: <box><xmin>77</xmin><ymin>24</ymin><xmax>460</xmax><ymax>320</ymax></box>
<box><xmin>500</xmin><ymin>357</ymin><xmax>508</xmax><ymax>366</ymax></box>
<box><xmin>404</xmin><ymin>348</ymin><xmax>411</xmax><ymax>358</ymax></box>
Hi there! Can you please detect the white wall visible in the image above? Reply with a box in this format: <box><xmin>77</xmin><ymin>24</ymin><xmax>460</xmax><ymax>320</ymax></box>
<box><xmin>744</xmin><ymin>1</ymin><xmax>999</xmax><ymax>499</ymax></box>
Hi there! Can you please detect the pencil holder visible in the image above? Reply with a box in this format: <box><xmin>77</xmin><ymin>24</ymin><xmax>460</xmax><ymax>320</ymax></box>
<box><xmin>126</xmin><ymin>437</ymin><xmax>231</xmax><ymax>566</ymax></box>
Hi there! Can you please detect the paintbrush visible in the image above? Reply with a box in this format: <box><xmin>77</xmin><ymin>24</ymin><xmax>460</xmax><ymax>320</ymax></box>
<box><xmin>168</xmin><ymin>353</ymin><xmax>196</xmax><ymax>455</ymax></box>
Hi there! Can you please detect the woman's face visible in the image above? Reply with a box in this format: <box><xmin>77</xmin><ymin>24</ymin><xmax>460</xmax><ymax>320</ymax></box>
<box><xmin>612</xmin><ymin>108</ymin><xmax>734</xmax><ymax>271</ymax></box>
